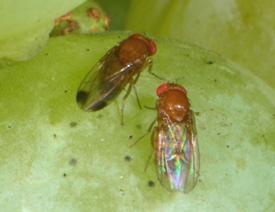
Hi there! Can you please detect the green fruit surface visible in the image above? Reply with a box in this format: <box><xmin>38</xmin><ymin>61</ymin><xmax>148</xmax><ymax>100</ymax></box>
<box><xmin>0</xmin><ymin>0</ymin><xmax>85</xmax><ymax>62</ymax></box>
<box><xmin>0</xmin><ymin>33</ymin><xmax>274</xmax><ymax>211</ymax></box>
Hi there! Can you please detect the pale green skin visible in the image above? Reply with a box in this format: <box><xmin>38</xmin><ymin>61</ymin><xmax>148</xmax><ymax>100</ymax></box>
<box><xmin>0</xmin><ymin>0</ymin><xmax>84</xmax><ymax>62</ymax></box>
<box><xmin>0</xmin><ymin>33</ymin><xmax>274</xmax><ymax>211</ymax></box>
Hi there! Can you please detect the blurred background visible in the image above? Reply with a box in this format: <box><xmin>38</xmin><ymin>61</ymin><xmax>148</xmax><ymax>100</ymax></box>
<box><xmin>1</xmin><ymin>0</ymin><xmax>274</xmax><ymax>89</ymax></box>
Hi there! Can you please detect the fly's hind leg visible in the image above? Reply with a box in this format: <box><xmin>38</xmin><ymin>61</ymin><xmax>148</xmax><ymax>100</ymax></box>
<box><xmin>130</xmin><ymin>119</ymin><xmax>156</xmax><ymax>147</ymax></box>
<box><xmin>144</xmin><ymin>126</ymin><xmax>158</xmax><ymax>172</ymax></box>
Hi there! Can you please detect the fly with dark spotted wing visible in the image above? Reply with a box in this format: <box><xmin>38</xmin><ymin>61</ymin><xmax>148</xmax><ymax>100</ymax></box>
<box><xmin>76</xmin><ymin>34</ymin><xmax>157</xmax><ymax>118</ymax></box>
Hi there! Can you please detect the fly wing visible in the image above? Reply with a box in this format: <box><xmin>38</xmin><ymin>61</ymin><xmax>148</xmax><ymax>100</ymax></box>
<box><xmin>76</xmin><ymin>46</ymin><xmax>132</xmax><ymax>111</ymax></box>
<box><xmin>156</xmin><ymin>110</ymin><xmax>199</xmax><ymax>192</ymax></box>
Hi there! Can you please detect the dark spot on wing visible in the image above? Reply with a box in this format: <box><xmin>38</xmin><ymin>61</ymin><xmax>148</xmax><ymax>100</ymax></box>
<box><xmin>91</xmin><ymin>100</ymin><xmax>107</xmax><ymax>111</ymax></box>
<box><xmin>76</xmin><ymin>90</ymin><xmax>88</xmax><ymax>105</ymax></box>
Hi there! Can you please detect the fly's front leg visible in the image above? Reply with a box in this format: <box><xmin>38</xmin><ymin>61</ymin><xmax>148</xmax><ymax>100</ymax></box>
<box><xmin>132</xmin><ymin>73</ymin><xmax>142</xmax><ymax>109</ymax></box>
<box><xmin>148</xmin><ymin>60</ymin><xmax>165</xmax><ymax>80</ymax></box>
<box><xmin>120</xmin><ymin>83</ymin><xmax>132</xmax><ymax>125</ymax></box>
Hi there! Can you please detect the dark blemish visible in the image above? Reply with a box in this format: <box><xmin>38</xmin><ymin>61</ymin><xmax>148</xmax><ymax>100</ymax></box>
<box><xmin>7</xmin><ymin>125</ymin><xmax>12</xmax><ymax>129</ymax></box>
<box><xmin>124</xmin><ymin>155</ymin><xmax>132</xmax><ymax>162</ymax></box>
<box><xmin>136</xmin><ymin>124</ymin><xmax>142</xmax><ymax>129</ymax></box>
<box><xmin>214</xmin><ymin>79</ymin><xmax>217</xmax><ymax>83</ymax></box>
<box><xmin>119</xmin><ymin>188</ymin><xmax>125</xmax><ymax>195</ymax></box>
<box><xmin>195</xmin><ymin>112</ymin><xmax>200</xmax><ymax>116</ymax></box>
<box><xmin>69</xmin><ymin>158</ymin><xmax>77</xmax><ymax>166</ymax></box>
<box><xmin>70</xmin><ymin>122</ymin><xmax>77</xmax><ymax>127</ymax></box>
<box><xmin>226</xmin><ymin>145</ymin><xmax>230</xmax><ymax>148</ymax></box>
<box><xmin>97</xmin><ymin>114</ymin><xmax>103</xmax><ymax>119</ymax></box>
<box><xmin>87</xmin><ymin>7</ymin><xmax>101</xmax><ymax>21</ymax></box>
<box><xmin>198</xmin><ymin>179</ymin><xmax>202</xmax><ymax>182</ymax></box>
<box><xmin>53</xmin><ymin>134</ymin><xmax>57</xmax><ymax>138</ymax></box>
<box><xmin>63</xmin><ymin>173</ymin><xmax>67</xmax><ymax>177</ymax></box>
<box><xmin>45</xmin><ymin>53</ymin><xmax>49</xmax><ymax>56</ymax></box>
<box><xmin>148</xmin><ymin>180</ymin><xmax>155</xmax><ymax>187</ymax></box>
<box><xmin>217</xmin><ymin>132</ymin><xmax>221</xmax><ymax>135</ymax></box>
<box><xmin>64</xmin><ymin>90</ymin><xmax>68</xmax><ymax>93</ymax></box>
<box><xmin>207</xmin><ymin>60</ymin><xmax>214</xmax><ymax>65</ymax></box>
<box><xmin>86</xmin><ymin>48</ymin><xmax>90</xmax><ymax>52</ymax></box>
<box><xmin>128</xmin><ymin>135</ymin><xmax>133</xmax><ymax>139</ymax></box>
<box><xmin>76</xmin><ymin>90</ymin><xmax>88</xmax><ymax>104</ymax></box>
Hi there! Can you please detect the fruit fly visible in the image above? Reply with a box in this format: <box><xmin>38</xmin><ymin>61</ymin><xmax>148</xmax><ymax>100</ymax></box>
<box><xmin>133</xmin><ymin>82</ymin><xmax>199</xmax><ymax>192</ymax></box>
<box><xmin>76</xmin><ymin>34</ymin><xmax>157</xmax><ymax>123</ymax></box>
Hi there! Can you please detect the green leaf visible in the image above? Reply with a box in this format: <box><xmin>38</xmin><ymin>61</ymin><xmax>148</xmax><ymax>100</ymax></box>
<box><xmin>0</xmin><ymin>33</ymin><xmax>274</xmax><ymax>211</ymax></box>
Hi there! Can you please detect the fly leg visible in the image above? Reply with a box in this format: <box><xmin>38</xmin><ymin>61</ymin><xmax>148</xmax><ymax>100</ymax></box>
<box><xmin>120</xmin><ymin>83</ymin><xmax>133</xmax><ymax>125</ymax></box>
<box><xmin>148</xmin><ymin>61</ymin><xmax>165</xmax><ymax>80</ymax></box>
<box><xmin>145</xmin><ymin>127</ymin><xmax>158</xmax><ymax>172</ymax></box>
<box><xmin>130</xmin><ymin>118</ymin><xmax>156</xmax><ymax>147</ymax></box>
<box><xmin>144</xmin><ymin>150</ymin><xmax>154</xmax><ymax>172</ymax></box>
<box><xmin>132</xmin><ymin>73</ymin><xmax>142</xmax><ymax>109</ymax></box>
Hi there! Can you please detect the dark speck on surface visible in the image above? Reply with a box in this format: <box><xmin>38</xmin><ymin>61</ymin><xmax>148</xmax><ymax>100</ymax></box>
<box><xmin>97</xmin><ymin>114</ymin><xmax>103</xmax><ymax>119</ymax></box>
<box><xmin>53</xmin><ymin>134</ymin><xmax>57</xmax><ymax>138</ymax></box>
<box><xmin>128</xmin><ymin>135</ymin><xmax>133</xmax><ymax>139</ymax></box>
<box><xmin>207</xmin><ymin>60</ymin><xmax>214</xmax><ymax>65</ymax></box>
<box><xmin>63</xmin><ymin>173</ymin><xmax>67</xmax><ymax>177</ymax></box>
<box><xmin>148</xmin><ymin>180</ymin><xmax>155</xmax><ymax>187</ymax></box>
<box><xmin>124</xmin><ymin>155</ymin><xmax>132</xmax><ymax>162</ymax></box>
<box><xmin>64</xmin><ymin>90</ymin><xmax>68</xmax><ymax>93</ymax></box>
<box><xmin>136</xmin><ymin>124</ymin><xmax>142</xmax><ymax>129</ymax></box>
<box><xmin>70</xmin><ymin>122</ymin><xmax>77</xmax><ymax>127</ymax></box>
<box><xmin>195</xmin><ymin>112</ymin><xmax>200</xmax><ymax>116</ymax></box>
<box><xmin>86</xmin><ymin>48</ymin><xmax>90</xmax><ymax>52</ymax></box>
<box><xmin>119</xmin><ymin>188</ymin><xmax>124</xmax><ymax>195</ymax></box>
<box><xmin>69</xmin><ymin>158</ymin><xmax>77</xmax><ymax>166</ymax></box>
<box><xmin>7</xmin><ymin>125</ymin><xmax>12</xmax><ymax>129</ymax></box>
<box><xmin>226</xmin><ymin>145</ymin><xmax>230</xmax><ymax>148</ymax></box>
<box><xmin>214</xmin><ymin>79</ymin><xmax>217</xmax><ymax>83</ymax></box>
<box><xmin>45</xmin><ymin>53</ymin><xmax>49</xmax><ymax>56</ymax></box>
